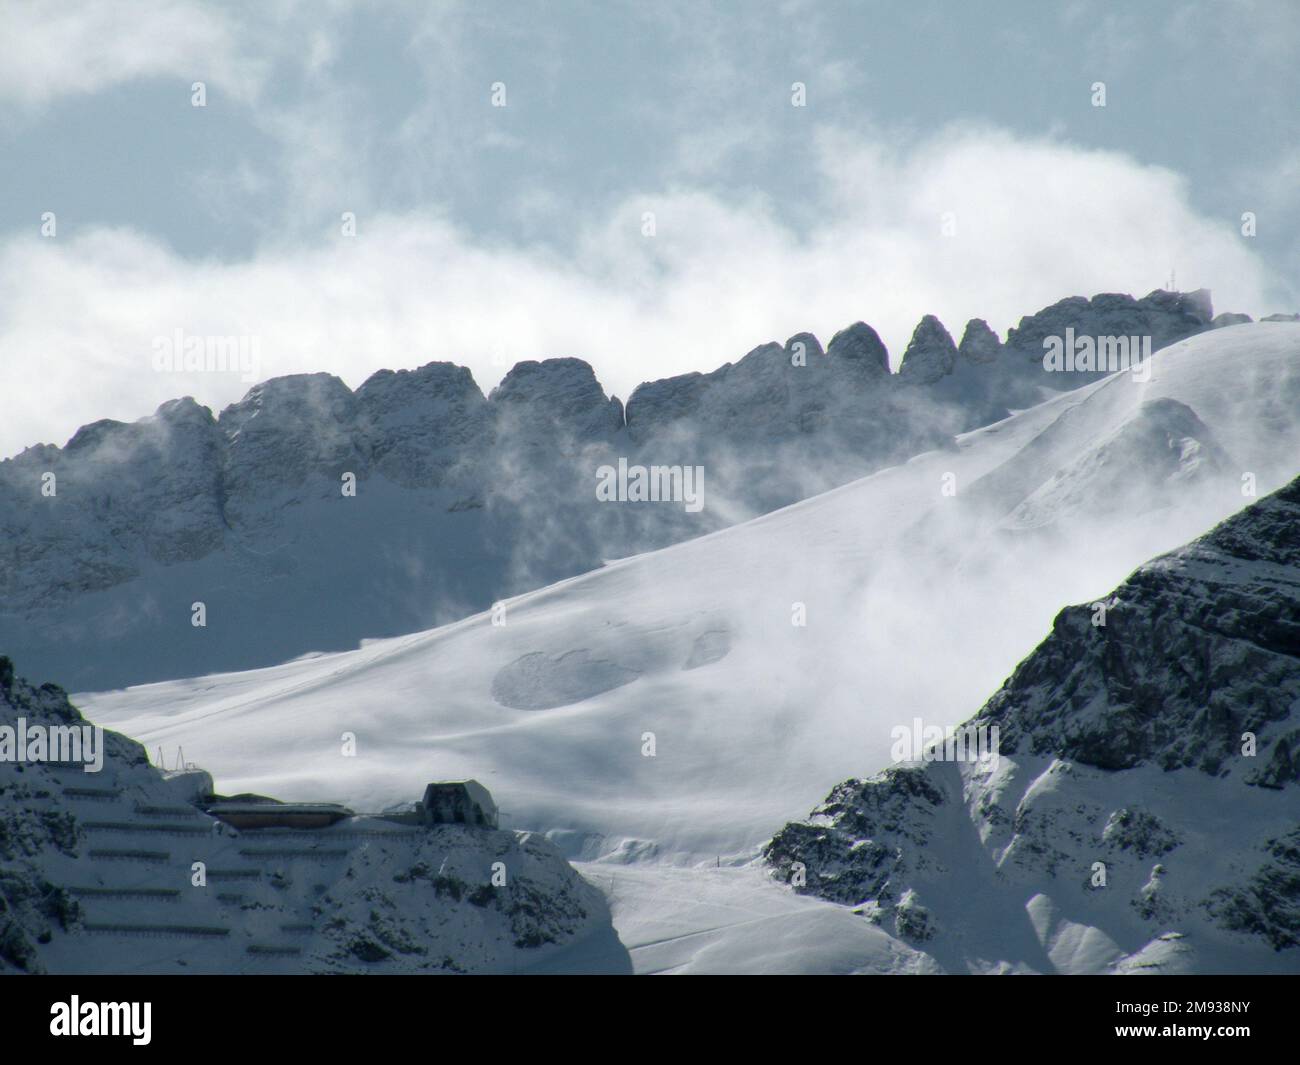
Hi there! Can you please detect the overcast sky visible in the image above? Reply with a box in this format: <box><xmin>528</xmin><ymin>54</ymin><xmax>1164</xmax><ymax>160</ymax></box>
<box><xmin>1</xmin><ymin>0</ymin><xmax>1297</xmax><ymax>456</ymax></box>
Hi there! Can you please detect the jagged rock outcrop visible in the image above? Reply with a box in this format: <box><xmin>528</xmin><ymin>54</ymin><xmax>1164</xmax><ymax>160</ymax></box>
<box><xmin>898</xmin><ymin>315</ymin><xmax>959</xmax><ymax>384</ymax></box>
<box><xmin>489</xmin><ymin>357</ymin><xmax>624</xmax><ymax>442</ymax></box>
<box><xmin>0</xmin><ymin>656</ymin><xmax>627</xmax><ymax>974</ymax></box>
<box><xmin>624</xmin><ymin>326</ymin><xmax>885</xmax><ymax>447</ymax></box>
<box><xmin>958</xmin><ymin>318</ymin><xmax>1002</xmax><ymax>364</ymax></box>
<box><xmin>1005</xmin><ymin>289</ymin><xmax>1214</xmax><ymax>382</ymax></box>
<box><xmin>219</xmin><ymin>373</ymin><xmax>365</xmax><ymax>526</ymax></box>
<box><xmin>626</xmin><ymin>340</ymin><xmax>803</xmax><ymax>444</ymax></box>
<box><xmin>765</xmin><ymin>474</ymin><xmax>1300</xmax><ymax>971</ymax></box>
<box><xmin>0</xmin><ymin>396</ymin><xmax>227</xmax><ymax>604</ymax></box>
<box><xmin>1204</xmin><ymin>828</ymin><xmax>1300</xmax><ymax>950</ymax></box>
<box><xmin>355</xmin><ymin>362</ymin><xmax>491</xmax><ymax>489</ymax></box>
<box><xmin>979</xmin><ymin>474</ymin><xmax>1300</xmax><ymax>777</ymax></box>
<box><xmin>623</xmin><ymin>322</ymin><xmax>952</xmax><ymax>516</ymax></box>
<box><xmin>824</xmin><ymin>321</ymin><xmax>890</xmax><ymax>378</ymax></box>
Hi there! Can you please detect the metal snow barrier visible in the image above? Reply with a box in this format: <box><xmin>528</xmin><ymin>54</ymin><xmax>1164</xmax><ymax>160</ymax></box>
<box><xmin>237</xmin><ymin>848</ymin><xmax>350</xmax><ymax>860</ymax></box>
<box><xmin>69</xmin><ymin>887</ymin><xmax>181</xmax><ymax>902</ymax></box>
<box><xmin>88</xmin><ymin>848</ymin><xmax>170</xmax><ymax>863</ymax></box>
<box><xmin>83</xmin><ymin>923</ymin><xmax>230</xmax><ymax>938</ymax></box>
<box><xmin>233</xmin><ymin>827</ymin><xmax>420</xmax><ymax>841</ymax></box>
<box><xmin>134</xmin><ymin>803</ymin><xmax>204</xmax><ymax>818</ymax></box>
<box><xmin>247</xmin><ymin>944</ymin><xmax>301</xmax><ymax>956</ymax></box>
<box><xmin>62</xmin><ymin>787</ymin><xmax>120</xmax><ymax>801</ymax></box>
<box><xmin>83</xmin><ymin>820</ymin><xmax>209</xmax><ymax>836</ymax></box>
<box><xmin>205</xmin><ymin>868</ymin><xmax>262</xmax><ymax>881</ymax></box>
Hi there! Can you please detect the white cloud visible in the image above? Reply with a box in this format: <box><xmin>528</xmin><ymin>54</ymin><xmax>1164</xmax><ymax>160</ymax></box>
<box><xmin>0</xmin><ymin>0</ymin><xmax>269</xmax><ymax>110</ymax></box>
<box><xmin>0</xmin><ymin>123</ymin><xmax>1278</xmax><ymax>457</ymax></box>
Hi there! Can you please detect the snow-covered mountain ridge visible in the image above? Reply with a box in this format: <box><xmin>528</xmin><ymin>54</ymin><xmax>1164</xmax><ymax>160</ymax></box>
<box><xmin>64</xmin><ymin>320</ymin><xmax>1300</xmax><ymax>972</ymax></box>
<box><xmin>79</xmin><ymin>322</ymin><xmax>1300</xmax><ymax>855</ymax></box>
<box><xmin>0</xmin><ymin>288</ymin><xmax>1243</xmax><ymax>690</ymax></box>
<box><xmin>764</xmin><ymin>474</ymin><xmax>1300</xmax><ymax>971</ymax></box>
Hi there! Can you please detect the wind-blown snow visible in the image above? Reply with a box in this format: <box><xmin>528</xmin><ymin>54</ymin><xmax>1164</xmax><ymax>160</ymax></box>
<box><xmin>78</xmin><ymin>323</ymin><xmax>1300</xmax><ymax>971</ymax></box>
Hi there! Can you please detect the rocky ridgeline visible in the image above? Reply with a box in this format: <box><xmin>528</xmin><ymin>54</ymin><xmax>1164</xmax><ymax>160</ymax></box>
<box><xmin>764</xmin><ymin>475</ymin><xmax>1300</xmax><ymax>970</ymax></box>
<box><xmin>0</xmin><ymin>288</ymin><xmax>1258</xmax><ymax>689</ymax></box>
<box><xmin>0</xmin><ymin>657</ymin><xmax>624</xmax><ymax>974</ymax></box>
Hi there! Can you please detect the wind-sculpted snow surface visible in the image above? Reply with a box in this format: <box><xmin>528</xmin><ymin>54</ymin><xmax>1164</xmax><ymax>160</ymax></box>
<box><xmin>70</xmin><ymin>320</ymin><xmax>1300</xmax><ymax>972</ymax></box>
<box><xmin>766</xmin><ymin>475</ymin><xmax>1300</xmax><ymax>971</ymax></box>
<box><xmin>79</xmin><ymin>323</ymin><xmax>1300</xmax><ymax>842</ymax></box>
<box><xmin>0</xmin><ymin>659</ymin><xmax>627</xmax><ymax>974</ymax></box>
<box><xmin>0</xmin><ymin>289</ymin><xmax>1236</xmax><ymax>690</ymax></box>
<box><xmin>492</xmin><ymin>650</ymin><xmax>642</xmax><ymax>711</ymax></box>
<box><xmin>998</xmin><ymin>397</ymin><xmax>1230</xmax><ymax>531</ymax></box>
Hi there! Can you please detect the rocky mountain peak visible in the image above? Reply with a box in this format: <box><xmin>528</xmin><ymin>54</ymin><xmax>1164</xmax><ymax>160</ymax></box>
<box><xmin>957</xmin><ymin>318</ymin><xmax>1002</xmax><ymax>364</ymax></box>
<box><xmin>784</xmin><ymin>332</ymin><xmax>825</xmax><ymax>361</ymax></box>
<box><xmin>1005</xmin><ymin>288</ymin><xmax>1216</xmax><ymax>372</ymax></box>
<box><xmin>897</xmin><ymin>315</ymin><xmax>958</xmax><ymax>384</ymax></box>
<box><xmin>825</xmin><ymin>321</ymin><xmax>890</xmax><ymax>377</ymax></box>
<box><xmin>154</xmin><ymin>395</ymin><xmax>216</xmax><ymax>426</ymax></box>
<box><xmin>356</xmin><ymin>362</ymin><xmax>490</xmax><ymax>488</ymax></box>
<box><xmin>489</xmin><ymin>357</ymin><xmax>624</xmax><ymax>439</ymax></box>
<box><xmin>218</xmin><ymin>372</ymin><xmax>356</xmax><ymax>437</ymax></box>
<box><xmin>358</xmin><ymin>360</ymin><xmax>482</xmax><ymax>402</ymax></box>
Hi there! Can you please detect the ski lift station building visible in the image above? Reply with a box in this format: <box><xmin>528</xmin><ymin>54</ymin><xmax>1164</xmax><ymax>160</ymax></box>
<box><xmin>421</xmin><ymin>779</ymin><xmax>499</xmax><ymax>829</ymax></box>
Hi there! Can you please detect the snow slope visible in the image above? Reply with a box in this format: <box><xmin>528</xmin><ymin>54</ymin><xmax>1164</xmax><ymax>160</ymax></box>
<box><xmin>583</xmin><ymin>862</ymin><xmax>935</xmax><ymax>974</ymax></box>
<box><xmin>78</xmin><ymin>323</ymin><xmax>1300</xmax><ymax>970</ymax></box>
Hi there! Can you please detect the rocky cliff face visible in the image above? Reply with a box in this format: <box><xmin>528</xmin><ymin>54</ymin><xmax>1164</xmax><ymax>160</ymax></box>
<box><xmin>764</xmin><ymin>474</ymin><xmax>1300</xmax><ymax>971</ymax></box>
<box><xmin>979</xmin><ymin>473</ymin><xmax>1300</xmax><ymax>782</ymax></box>
<box><xmin>0</xmin><ymin>657</ymin><xmax>626</xmax><ymax>974</ymax></box>
<box><xmin>0</xmin><ymin>288</ymin><xmax>1240</xmax><ymax>689</ymax></box>
<box><xmin>898</xmin><ymin>315</ymin><xmax>959</xmax><ymax>385</ymax></box>
<box><xmin>957</xmin><ymin>318</ymin><xmax>1002</xmax><ymax>364</ymax></box>
<box><xmin>1004</xmin><ymin>289</ymin><xmax>1215</xmax><ymax>372</ymax></box>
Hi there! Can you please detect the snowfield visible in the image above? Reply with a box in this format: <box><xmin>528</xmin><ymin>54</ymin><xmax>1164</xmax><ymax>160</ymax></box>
<box><xmin>79</xmin><ymin>323</ymin><xmax>1300</xmax><ymax>972</ymax></box>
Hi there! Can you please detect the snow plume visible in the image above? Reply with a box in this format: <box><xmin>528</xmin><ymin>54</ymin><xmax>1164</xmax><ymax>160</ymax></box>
<box><xmin>80</xmin><ymin>324</ymin><xmax>1300</xmax><ymax>864</ymax></box>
